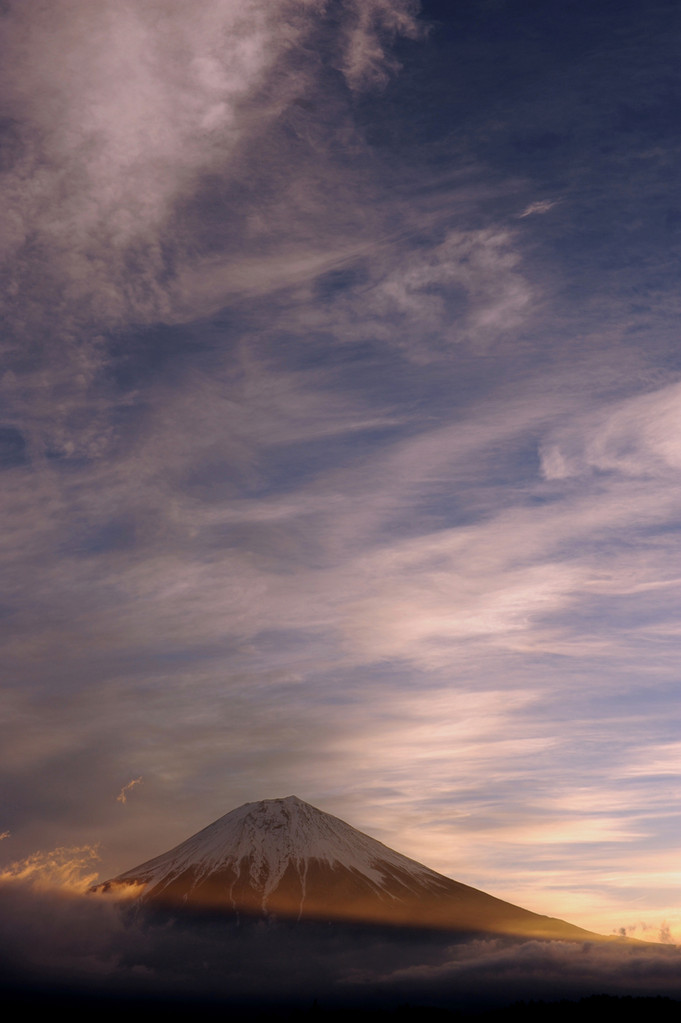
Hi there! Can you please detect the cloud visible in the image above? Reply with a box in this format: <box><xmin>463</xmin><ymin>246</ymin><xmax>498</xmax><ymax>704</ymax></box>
<box><xmin>540</xmin><ymin>379</ymin><xmax>681</xmax><ymax>480</ymax></box>
<box><xmin>0</xmin><ymin>0</ymin><xmax>421</xmax><ymax>335</ymax></box>
<box><xmin>2</xmin><ymin>356</ymin><xmax>680</xmax><ymax>894</ymax></box>
<box><xmin>117</xmin><ymin>778</ymin><xmax>143</xmax><ymax>805</ymax></box>
<box><xmin>275</xmin><ymin>226</ymin><xmax>534</xmax><ymax>361</ymax></box>
<box><xmin>373</xmin><ymin>228</ymin><xmax>532</xmax><ymax>342</ymax></box>
<box><xmin>0</xmin><ymin>0</ymin><xmax>422</xmax><ymax>464</ymax></box>
<box><xmin>2</xmin><ymin>776</ymin><xmax>676</xmax><ymax>1004</ymax></box>
<box><xmin>1</xmin><ymin>878</ymin><xmax>680</xmax><ymax>1009</ymax></box>
<box><xmin>621</xmin><ymin>743</ymin><xmax>681</xmax><ymax>779</ymax></box>
<box><xmin>518</xmin><ymin>199</ymin><xmax>559</xmax><ymax>218</ymax></box>
<box><xmin>340</xmin><ymin>0</ymin><xmax>423</xmax><ymax>91</ymax></box>
<box><xmin>2</xmin><ymin>1</ymin><xmax>274</xmax><ymax>328</ymax></box>
<box><xmin>618</xmin><ymin>920</ymin><xmax>678</xmax><ymax>945</ymax></box>
<box><xmin>0</xmin><ymin>845</ymin><xmax>100</xmax><ymax>893</ymax></box>
<box><xmin>346</xmin><ymin>936</ymin><xmax>681</xmax><ymax>1006</ymax></box>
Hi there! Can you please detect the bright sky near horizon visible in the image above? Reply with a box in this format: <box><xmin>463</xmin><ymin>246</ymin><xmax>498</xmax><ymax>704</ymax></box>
<box><xmin>1</xmin><ymin>0</ymin><xmax>680</xmax><ymax>945</ymax></box>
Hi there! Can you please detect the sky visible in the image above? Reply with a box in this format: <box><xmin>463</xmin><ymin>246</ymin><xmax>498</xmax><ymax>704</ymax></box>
<box><xmin>1</xmin><ymin>0</ymin><xmax>681</xmax><ymax>952</ymax></box>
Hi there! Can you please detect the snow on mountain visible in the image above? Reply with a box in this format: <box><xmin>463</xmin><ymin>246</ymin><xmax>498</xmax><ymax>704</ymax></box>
<box><xmin>112</xmin><ymin>795</ymin><xmax>441</xmax><ymax>896</ymax></box>
<box><xmin>94</xmin><ymin>796</ymin><xmax>598</xmax><ymax>940</ymax></box>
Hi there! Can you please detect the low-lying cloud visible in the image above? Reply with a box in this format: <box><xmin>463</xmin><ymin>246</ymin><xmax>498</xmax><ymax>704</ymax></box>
<box><xmin>1</xmin><ymin>877</ymin><xmax>680</xmax><ymax>1009</ymax></box>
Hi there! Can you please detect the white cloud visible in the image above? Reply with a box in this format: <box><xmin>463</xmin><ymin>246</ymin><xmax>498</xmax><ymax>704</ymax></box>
<box><xmin>340</xmin><ymin>0</ymin><xmax>423</xmax><ymax>91</ymax></box>
<box><xmin>318</xmin><ymin>228</ymin><xmax>534</xmax><ymax>356</ymax></box>
<box><xmin>518</xmin><ymin>199</ymin><xmax>559</xmax><ymax>218</ymax></box>
<box><xmin>0</xmin><ymin>0</ymin><xmax>421</xmax><ymax>337</ymax></box>
<box><xmin>1</xmin><ymin>1</ymin><xmax>274</xmax><ymax>326</ymax></box>
<box><xmin>540</xmin><ymin>379</ymin><xmax>681</xmax><ymax>480</ymax></box>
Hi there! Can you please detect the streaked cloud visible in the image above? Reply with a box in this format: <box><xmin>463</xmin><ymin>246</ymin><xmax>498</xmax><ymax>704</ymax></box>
<box><xmin>518</xmin><ymin>199</ymin><xmax>560</xmax><ymax>218</ymax></box>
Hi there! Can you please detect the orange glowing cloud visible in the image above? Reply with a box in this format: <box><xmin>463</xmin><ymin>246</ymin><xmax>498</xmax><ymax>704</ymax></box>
<box><xmin>0</xmin><ymin>845</ymin><xmax>100</xmax><ymax>893</ymax></box>
<box><xmin>117</xmin><ymin>776</ymin><xmax>142</xmax><ymax>804</ymax></box>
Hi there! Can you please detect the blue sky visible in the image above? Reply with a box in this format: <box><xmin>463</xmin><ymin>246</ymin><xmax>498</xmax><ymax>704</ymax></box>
<box><xmin>1</xmin><ymin>0</ymin><xmax>681</xmax><ymax>943</ymax></box>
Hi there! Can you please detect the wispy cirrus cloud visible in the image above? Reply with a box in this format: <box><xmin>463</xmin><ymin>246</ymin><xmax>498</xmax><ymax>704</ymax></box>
<box><xmin>540</xmin><ymin>379</ymin><xmax>681</xmax><ymax>480</ymax></box>
<box><xmin>518</xmin><ymin>199</ymin><xmax>560</xmax><ymax>218</ymax></box>
<box><xmin>0</xmin><ymin>0</ymin><xmax>421</xmax><ymax>332</ymax></box>
<box><xmin>0</xmin><ymin>0</ymin><xmax>421</xmax><ymax>463</ymax></box>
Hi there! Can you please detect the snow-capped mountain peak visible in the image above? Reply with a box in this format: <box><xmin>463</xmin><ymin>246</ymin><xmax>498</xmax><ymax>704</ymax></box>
<box><xmin>94</xmin><ymin>796</ymin><xmax>598</xmax><ymax>941</ymax></box>
<box><xmin>103</xmin><ymin>796</ymin><xmax>443</xmax><ymax>904</ymax></box>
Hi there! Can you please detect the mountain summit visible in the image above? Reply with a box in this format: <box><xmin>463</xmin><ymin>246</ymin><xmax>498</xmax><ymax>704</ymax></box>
<box><xmin>95</xmin><ymin>796</ymin><xmax>597</xmax><ymax>939</ymax></box>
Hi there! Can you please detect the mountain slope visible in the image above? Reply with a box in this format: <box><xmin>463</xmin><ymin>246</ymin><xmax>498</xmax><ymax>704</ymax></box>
<box><xmin>94</xmin><ymin>795</ymin><xmax>599</xmax><ymax>940</ymax></box>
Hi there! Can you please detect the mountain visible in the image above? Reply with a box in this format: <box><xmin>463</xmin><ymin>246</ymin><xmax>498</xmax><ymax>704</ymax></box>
<box><xmin>94</xmin><ymin>795</ymin><xmax>598</xmax><ymax>940</ymax></box>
